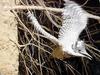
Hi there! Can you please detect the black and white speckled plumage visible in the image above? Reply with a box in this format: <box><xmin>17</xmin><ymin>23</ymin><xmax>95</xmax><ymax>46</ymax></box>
<box><xmin>58</xmin><ymin>1</ymin><xmax>88</xmax><ymax>56</ymax></box>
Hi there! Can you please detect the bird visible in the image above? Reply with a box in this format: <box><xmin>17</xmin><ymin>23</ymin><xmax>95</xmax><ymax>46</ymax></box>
<box><xmin>27</xmin><ymin>0</ymin><xmax>100</xmax><ymax>60</ymax></box>
<box><xmin>58</xmin><ymin>0</ymin><xmax>89</xmax><ymax>58</ymax></box>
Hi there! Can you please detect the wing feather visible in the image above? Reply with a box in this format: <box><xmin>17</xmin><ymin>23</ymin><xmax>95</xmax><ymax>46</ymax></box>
<box><xmin>58</xmin><ymin>1</ymin><xmax>88</xmax><ymax>48</ymax></box>
<box><xmin>27</xmin><ymin>12</ymin><xmax>60</xmax><ymax>45</ymax></box>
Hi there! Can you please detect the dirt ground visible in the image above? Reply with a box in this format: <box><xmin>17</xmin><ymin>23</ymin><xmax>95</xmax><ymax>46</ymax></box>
<box><xmin>0</xmin><ymin>0</ymin><xmax>19</xmax><ymax>75</ymax></box>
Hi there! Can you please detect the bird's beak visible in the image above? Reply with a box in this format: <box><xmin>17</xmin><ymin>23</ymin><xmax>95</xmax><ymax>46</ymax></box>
<box><xmin>82</xmin><ymin>53</ymin><xmax>92</xmax><ymax>60</ymax></box>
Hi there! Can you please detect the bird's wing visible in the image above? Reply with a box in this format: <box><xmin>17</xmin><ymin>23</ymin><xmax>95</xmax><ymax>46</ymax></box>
<box><xmin>58</xmin><ymin>0</ymin><xmax>87</xmax><ymax>53</ymax></box>
<box><xmin>58</xmin><ymin>0</ymin><xmax>100</xmax><ymax>46</ymax></box>
<box><xmin>27</xmin><ymin>12</ymin><xmax>60</xmax><ymax>45</ymax></box>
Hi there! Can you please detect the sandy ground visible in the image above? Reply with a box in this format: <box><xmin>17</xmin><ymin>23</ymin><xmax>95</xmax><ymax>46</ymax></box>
<box><xmin>0</xmin><ymin>0</ymin><xmax>19</xmax><ymax>75</ymax></box>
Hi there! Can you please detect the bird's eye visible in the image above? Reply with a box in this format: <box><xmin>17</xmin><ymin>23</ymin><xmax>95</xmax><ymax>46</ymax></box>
<box><xmin>78</xmin><ymin>50</ymin><xmax>81</xmax><ymax>52</ymax></box>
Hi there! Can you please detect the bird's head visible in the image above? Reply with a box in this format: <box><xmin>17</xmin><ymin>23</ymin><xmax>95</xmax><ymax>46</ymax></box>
<box><xmin>74</xmin><ymin>40</ymin><xmax>92</xmax><ymax>59</ymax></box>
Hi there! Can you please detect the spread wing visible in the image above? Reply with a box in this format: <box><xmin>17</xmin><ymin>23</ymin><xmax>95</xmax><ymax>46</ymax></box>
<box><xmin>58</xmin><ymin>1</ymin><xmax>83</xmax><ymax>48</ymax></box>
<box><xmin>27</xmin><ymin>12</ymin><xmax>60</xmax><ymax>45</ymax></box>
<box><xmin>58</xmin><ymin>0</ymin><xmax>100</xmax><ymax>49</ymax></box>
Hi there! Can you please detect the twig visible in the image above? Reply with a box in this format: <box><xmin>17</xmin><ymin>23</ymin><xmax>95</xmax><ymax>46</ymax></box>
<box><xmin>3</xmin><ymin>5</ymin><xmax>63</xmax><ymax>12</ymax></box>
<box><xmin>3</xmin><ymin>5</ymin><xmax>100</xmax><ymax>21</ymax></box>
